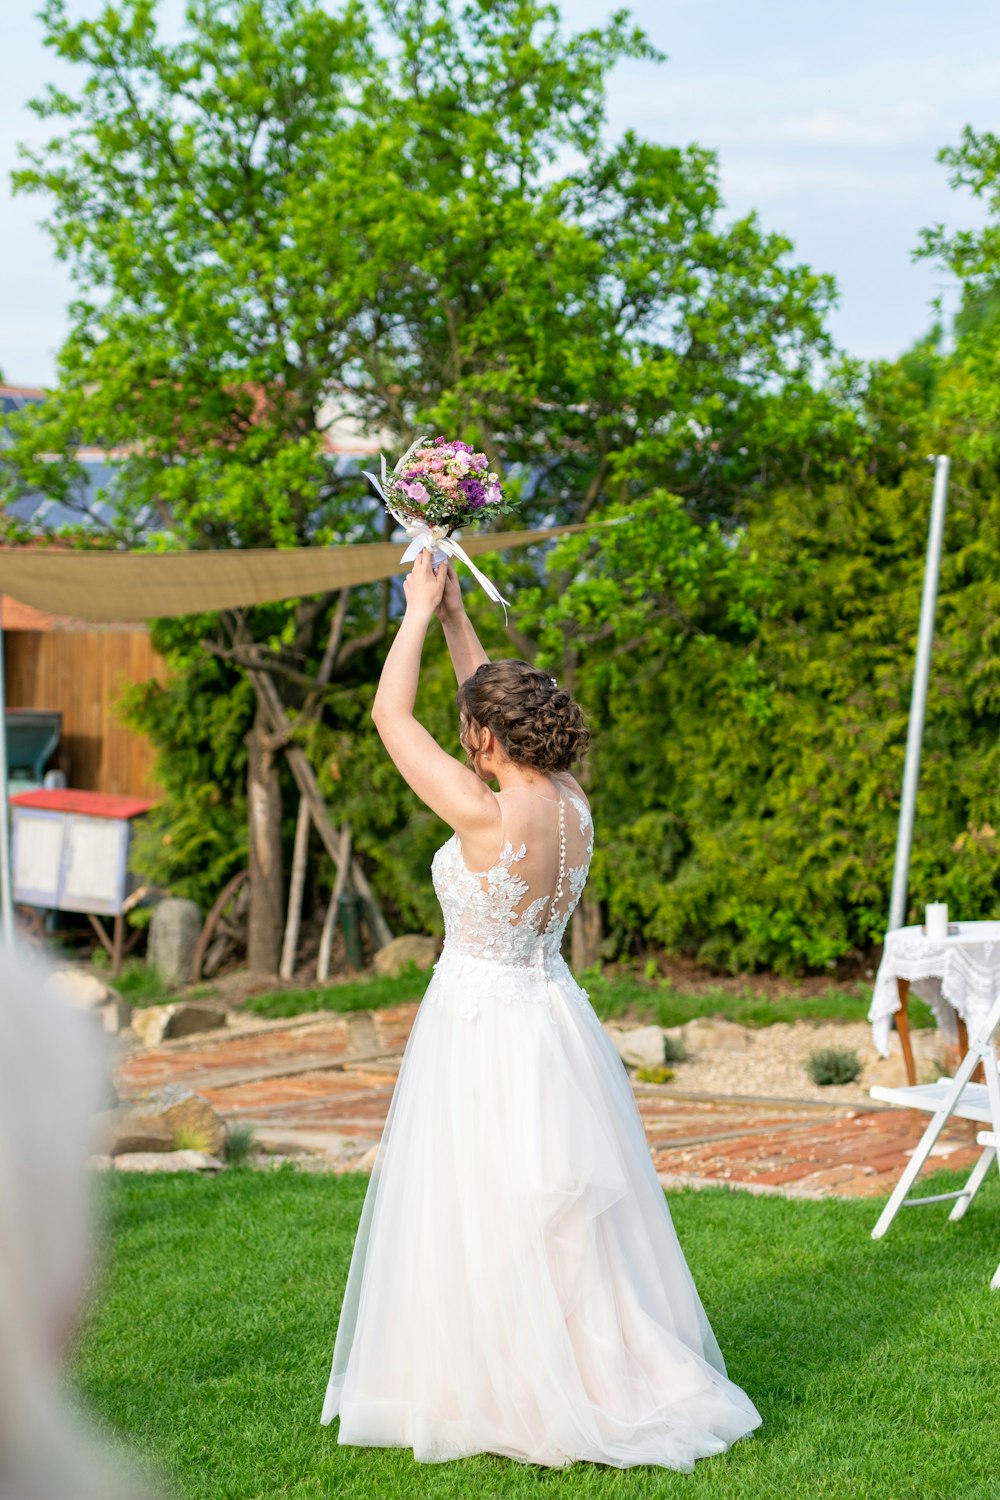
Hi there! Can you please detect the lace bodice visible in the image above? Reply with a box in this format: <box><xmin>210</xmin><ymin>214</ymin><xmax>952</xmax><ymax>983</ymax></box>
<box><xmin>431</xmin><ymin>780</ymin><xmax>594</xmax><ymax>971</ymax></box>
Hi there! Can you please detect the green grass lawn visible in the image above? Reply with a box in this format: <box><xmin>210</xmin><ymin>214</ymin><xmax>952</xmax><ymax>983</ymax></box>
<box><xmin>75</xmin><ymin>1168</ymin><xmax>999</xmax><ymax>1500</ymax></box>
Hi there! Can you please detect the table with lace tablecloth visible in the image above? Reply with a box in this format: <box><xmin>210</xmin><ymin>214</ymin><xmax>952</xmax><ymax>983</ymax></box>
<box><xmin>869</xmin><ymin>921</ymin><xmax>1000</xmax><ymax>1083</ymax></box>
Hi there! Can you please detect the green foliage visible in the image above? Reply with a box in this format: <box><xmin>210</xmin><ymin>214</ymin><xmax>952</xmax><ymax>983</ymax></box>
<box><xmin>0</xmin><ymin>0</ymin><xmax>836</xmax><ymax>539</ymax></box>
<box><xmin>634</xmin><ymin>1064</ymin><xmax>675</xmax><ymax>1084</ymax></box>
<box><xmin>244</xmin><ymin>964</ymin><xmax>430</xmax><ymax>1019</ymax></box>
<box><xmin>662</xmin><ymin>1033</ymin><xmax>688</xmax><ymax>1063</ymax></box>
<box><xmin>223</xmin><ymin>1124</ymin><xmax>258</xmax><ymax>1168</ymax></box>
<box><xmin>2</xmin><ymin>0</ymin><xmax>841</xmax><ymax>961</ymax></box>
<box><xmin>533</xmin><ymin>433</ymin><xmax>1000</xmax><ymax>972</ymax></box>
<box><xmin>11</xmin><ymin>1</ymin><xmax>999</xmax><ymax>979</ymax></box>
<box><xmin>171</xmin><ymin>1124</ymin><xmax>216</xmax><ymax>1152</ymax></box>
<box><xmin>806</xmin><ymin>1047</ymin><xmax>863</xmax><ymax>1087</ymax></box>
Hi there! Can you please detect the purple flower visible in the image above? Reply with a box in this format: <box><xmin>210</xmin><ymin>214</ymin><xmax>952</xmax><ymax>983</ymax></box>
<box><xmin>460</xmin><ymin>477</ymin><xmax>486</xmax><ymax>506</ymax></box>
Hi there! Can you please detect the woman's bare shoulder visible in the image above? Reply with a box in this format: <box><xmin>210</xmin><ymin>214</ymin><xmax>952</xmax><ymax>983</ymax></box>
<box><xmin>551</xmin><ymin>770</ymin><xmax>590</xmax><ymax>811</ymax></box>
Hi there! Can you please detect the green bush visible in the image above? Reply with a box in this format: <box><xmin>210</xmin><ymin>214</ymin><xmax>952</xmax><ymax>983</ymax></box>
<box><xmin>223</xmin><ymin>1125</ymin><xmax>258</xmax><ymax>1168</ymax></box>
<box><xmin>806</xmin><ymin>1047</ymin><xmax>863</xmax><ymax>1087</ymax></box>
<box><xmin>634</xmin><ymin>1064</ymin><xmax>676</xmax><ymax>1085</ymax></box>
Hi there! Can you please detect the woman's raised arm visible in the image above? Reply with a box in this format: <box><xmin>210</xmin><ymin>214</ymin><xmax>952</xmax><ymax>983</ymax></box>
<box><xmin>371</xmin><ymin>553</ymin><xmax>497</xmax><ymax>838</ymax></box>
<box><xmin>435</xmin><ymin>563</ymin><xmax>489</xmax><ymax>686</ymax></box>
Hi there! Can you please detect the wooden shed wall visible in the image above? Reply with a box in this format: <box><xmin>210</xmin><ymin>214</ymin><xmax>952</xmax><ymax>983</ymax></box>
<box><xmin>6</xmin><ymin>627</ymin><xmax>164</xmax><ymax>797</ymax></box>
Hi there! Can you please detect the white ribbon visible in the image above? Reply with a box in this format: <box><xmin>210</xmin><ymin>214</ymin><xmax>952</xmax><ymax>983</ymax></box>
<box><xmin>363</xmin><ymin>466</ymin><xmax>512</xmax><ymax>619</ymax></box>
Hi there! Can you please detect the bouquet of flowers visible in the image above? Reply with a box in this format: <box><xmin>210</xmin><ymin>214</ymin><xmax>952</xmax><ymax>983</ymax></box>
<box><xmin>364</xmin><ymin>436</ymin><xmax>516</xmax><ymax>611</ymax></box>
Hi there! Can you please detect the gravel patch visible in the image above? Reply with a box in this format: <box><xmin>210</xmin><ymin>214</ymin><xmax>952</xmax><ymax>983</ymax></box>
<box><xmin>659</xmin><ymin>1019</ymin><xmax>947</xmax><ymax>1105</ymax></box>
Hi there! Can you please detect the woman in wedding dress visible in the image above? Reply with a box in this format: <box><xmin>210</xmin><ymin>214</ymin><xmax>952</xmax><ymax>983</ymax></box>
<box><xmin>321</xmin><ymin>552</ymin><xmax>761</xmax><ymax>1469</ymax></box>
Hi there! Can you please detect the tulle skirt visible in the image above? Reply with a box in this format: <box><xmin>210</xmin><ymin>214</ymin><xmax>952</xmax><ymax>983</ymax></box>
<box><xmin>320</xmin><ymin>951</ymin><xmax>762</xmax><ymax>1469</ymax></box>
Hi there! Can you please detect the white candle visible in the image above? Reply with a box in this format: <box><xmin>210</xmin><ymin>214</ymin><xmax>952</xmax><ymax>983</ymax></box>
<box><xmin>925</xmin><ymin>902</ymin><xmax>949</xmax><ymax>940</ymax></box>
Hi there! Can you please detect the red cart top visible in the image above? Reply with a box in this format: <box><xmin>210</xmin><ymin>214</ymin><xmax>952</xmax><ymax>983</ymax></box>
<box><xmin>9</xmin><ymin>788</ymin><xmax>156</xmax><ymax>820</ymax></box>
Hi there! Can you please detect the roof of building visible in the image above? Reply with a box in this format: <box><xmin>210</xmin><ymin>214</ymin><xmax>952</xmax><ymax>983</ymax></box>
<box><xmin>1</xmin><ymin>383</ymin><xmax>381</xmax><ymax>537</ymax></box>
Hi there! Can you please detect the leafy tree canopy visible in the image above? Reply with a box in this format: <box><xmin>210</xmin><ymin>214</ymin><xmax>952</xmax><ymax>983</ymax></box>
<box><xmin>4</xmin><ymin>0</ymin><xmax>840</xmax><ymax>547</ymax></box>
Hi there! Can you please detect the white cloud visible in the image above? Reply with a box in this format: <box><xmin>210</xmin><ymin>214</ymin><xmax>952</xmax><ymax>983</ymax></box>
<box><xmin>719</xmin><ymin>158</ymin><xmax>889</xmax><ymax>207</ymax></box>
<box><xmin>770</xmin><ymin>101</ymin><xmax>941</xmax><ymax>149</ymax></box>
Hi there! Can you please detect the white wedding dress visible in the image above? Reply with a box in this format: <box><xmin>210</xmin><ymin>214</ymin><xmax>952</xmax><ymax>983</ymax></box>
<box><xmin>321</xmin><ymin>779</ymin><xmax>761</xmax><ymax>1469</ymax></box>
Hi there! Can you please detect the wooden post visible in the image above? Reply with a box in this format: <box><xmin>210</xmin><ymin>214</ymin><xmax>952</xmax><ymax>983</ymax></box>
<box><xmin>317</xmin><ymin>823</ymin><xmax>353</xmax><ymax>983</ymax></box>
<box><xmin>279</xmin><ymin>796</ymin><xmax>311</xmax><ymax>980</ymax></box>
<box><xmin>246</xmin><ymin>709</ymin><xmax>284</xmax><ymax>973</ymax></box>
<box><xmin>249</xmin><ymin>668</ymin><xmax>392</xmax><ymax>949</ymax></box>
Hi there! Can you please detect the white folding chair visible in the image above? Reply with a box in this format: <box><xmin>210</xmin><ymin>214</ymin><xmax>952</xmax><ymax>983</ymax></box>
<box><xmin>869</xmin><ymin>990</ymin><xmax>1000</xmax><ymax>1283</ymax></box>
<box><xmin>974</xmin><ymin>1126</ymin><xmax>1000</xmax><ymax>1291</ymax></box>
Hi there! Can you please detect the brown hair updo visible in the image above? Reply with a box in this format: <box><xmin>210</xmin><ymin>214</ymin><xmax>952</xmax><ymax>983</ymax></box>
<box><xmin>456</xmin><ymin>660</ymin><xmax>590</xmax><ymax>774</ymax></box>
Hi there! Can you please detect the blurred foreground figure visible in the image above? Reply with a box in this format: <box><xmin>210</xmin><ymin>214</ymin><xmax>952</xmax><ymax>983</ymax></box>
<box><xmin>0</xmin><ymin>945</ymin><xmax>163</xmax><ymax>1499</ymax></box>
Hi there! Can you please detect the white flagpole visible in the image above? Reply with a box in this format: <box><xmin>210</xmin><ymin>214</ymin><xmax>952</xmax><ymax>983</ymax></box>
<box><xmin>887</xmin><ymin>453</ymin><xmax>951</xmax><ymax>932</ymax></box>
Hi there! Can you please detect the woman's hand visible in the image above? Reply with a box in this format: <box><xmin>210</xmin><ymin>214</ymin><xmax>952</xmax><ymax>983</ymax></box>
<box><xmin>402</xmin><ymin>549</ymin><xmax>448</xmax><ymax>622</ymax></box>
<box><xmin>434</xmin><ymin>562</ymin><xmax>465</xmax><ymax>624</ymax></box>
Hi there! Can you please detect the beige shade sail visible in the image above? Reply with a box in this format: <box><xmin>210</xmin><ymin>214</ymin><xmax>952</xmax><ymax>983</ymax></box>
<box><xmin>0</xmin><ymin>524</ymin><xmax>588</xmax><ymax>622</ymax></box>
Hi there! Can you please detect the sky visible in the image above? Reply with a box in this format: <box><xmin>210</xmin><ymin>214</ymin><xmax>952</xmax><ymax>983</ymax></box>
<box><xmin>1</xmin><ymin>0</ymin><xmax>997</xmax><ymax>387</ymax></box>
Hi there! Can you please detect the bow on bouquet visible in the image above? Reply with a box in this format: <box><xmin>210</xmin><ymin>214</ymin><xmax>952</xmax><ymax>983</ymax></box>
<box><xmin>363</xmin><ymin>437</ymin><xmax>516</xmax><ymax>614</ymax></box>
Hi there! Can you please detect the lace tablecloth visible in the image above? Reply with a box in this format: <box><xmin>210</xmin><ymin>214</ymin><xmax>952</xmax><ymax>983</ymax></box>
<box><xmin>869</xmin><ymin>921</ymin><xmax>1000</xmax><ymax>1057</ymax></box>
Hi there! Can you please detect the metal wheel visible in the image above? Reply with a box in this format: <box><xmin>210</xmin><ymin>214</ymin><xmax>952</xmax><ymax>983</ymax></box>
<box><xmin>193</xmin><ymin>870</ymin><xmax>250</xmax><ymax>980</ymax></box>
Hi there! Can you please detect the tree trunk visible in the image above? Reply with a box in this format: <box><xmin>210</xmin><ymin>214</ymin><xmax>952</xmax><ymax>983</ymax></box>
<box><xmin>246</xmin><ymin>711</ymin><xmax>284</xmax><ymax>974</ymax></box>
<box><xmin>571</xmin><ymin>894</ymin><xmax>603</xmax><ymax>973</ymax></box>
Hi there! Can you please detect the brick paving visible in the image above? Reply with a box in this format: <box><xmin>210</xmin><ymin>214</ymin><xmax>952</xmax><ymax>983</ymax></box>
<box><xmin>115</xmin><ymin>1003</ymin><xmax>981</xmax><ymax>1198</ymax></box>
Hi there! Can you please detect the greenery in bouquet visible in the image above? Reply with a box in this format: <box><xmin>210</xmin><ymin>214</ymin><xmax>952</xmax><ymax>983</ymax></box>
<box><xmin>382</xmin><ymin>438</ymin><xmax>517</xmax><ymax>535</ymax></box>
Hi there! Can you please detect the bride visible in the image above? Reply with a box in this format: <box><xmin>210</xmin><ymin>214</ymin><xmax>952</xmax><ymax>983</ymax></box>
<box><xmin>321</xmin><ymin>551</ymin><xmax>761</xmax><ymax>1469</ymax></box>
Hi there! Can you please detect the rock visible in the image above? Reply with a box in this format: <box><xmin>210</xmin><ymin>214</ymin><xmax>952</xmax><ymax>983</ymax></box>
<box><xmin>113</xmin><ymin>1149</ymin><xmax>224</xmax><ymax>1173</ymax></box>
<box><xmin>865</xmin><ymin>1053</ymin><xmax>947</xmax><ymax>1090</ymax></box>
<box><xmin>168</xmin><ymin>1001</ymin><xmax>227</xmax><ymax>1037</ymax></box>
<box><xmin>49</xmin><ymin>968</ymin><xmax>112</xmax><ymax>1009</ymax></box>
<box><xmin>680</xmin><ymin>1017</ymin><xmax>751</xmax><ymax>1055</ymax></box>
<box><xmin>120</xmin><ymin>1084</ymin><xmax>227</xmax><ymax>1157</ymax></box>
<box><xmin>148</xmin><ymin>898</ymin><xmax>202</xmax><ymax>989</ymax></box>
<box><xmin>373</xmin><ymin>934</ymin><xmax>439</xmax><ymax>979</ymax></box>
<box><xmin>356</xmin><ymin>1143</ymin><xmax>381</xmax><ymax>1172</ymax></box>
<box><xmin>604</xmin><ymin>1024</ymin><xmax>666</xmax><ymax>1069</ymax></box>
<box><xmin>131</xmin><ymin>1001</ymin><xmax>227</xmax><ymax>1048</ymax></box>
<box><xmin>131</xmin><ymin>1005</ymin><xmax>173</xmax><ymax>1048</ymax></box>
<box><xmin>98</xmin><ymin>993</ymin><xmax>132</xmax><ymax>1034</ymax></box>
<box><xmin>94</xmin><ymin>1107</ymin><xmax>175</xmax><ymax>1156</ymax></box>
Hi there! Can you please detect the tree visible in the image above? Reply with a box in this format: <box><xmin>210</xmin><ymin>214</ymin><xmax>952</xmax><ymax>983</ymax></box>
<box><xmin>3</xmin><ymin>0</ymin><xmax>840</xmax><ymax>968</ymax></box>
<box><xmin>529</xmin><ymin>352</ymin><xmax>1000</xmax><ymax>972</ymax></box>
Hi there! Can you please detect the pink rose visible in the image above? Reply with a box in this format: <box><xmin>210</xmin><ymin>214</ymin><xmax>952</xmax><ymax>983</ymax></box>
<box><xmin>429</xmin><ymin>456</ymin><xmax>444</xmax><ymax>472</ymax></box>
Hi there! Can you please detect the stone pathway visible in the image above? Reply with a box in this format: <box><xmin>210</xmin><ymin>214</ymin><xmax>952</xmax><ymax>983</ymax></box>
<box><xmin>115</xmin><ymin>1003</ymin><xmax>981</xmax><ymax>1199</ymax></box>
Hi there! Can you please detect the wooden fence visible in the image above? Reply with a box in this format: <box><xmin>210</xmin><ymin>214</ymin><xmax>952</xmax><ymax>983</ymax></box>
<box><xmin>5</xmin><ymin>622</ymin><xmax>164</xmax><ymax>797</ymax></box>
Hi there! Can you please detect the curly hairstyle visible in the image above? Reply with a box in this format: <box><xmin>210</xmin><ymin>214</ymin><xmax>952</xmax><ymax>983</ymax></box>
<box><xmin>456</xmin><ymin>660</ymin><xmax>590</xmax><ymax>774</ymax></box>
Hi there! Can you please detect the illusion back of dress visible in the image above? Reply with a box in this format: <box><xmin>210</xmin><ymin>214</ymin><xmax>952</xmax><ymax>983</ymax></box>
<box><xmin>430</xmin><ymin>778</ymin><xmax>594</xmax><ymax>972</ymax></box>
